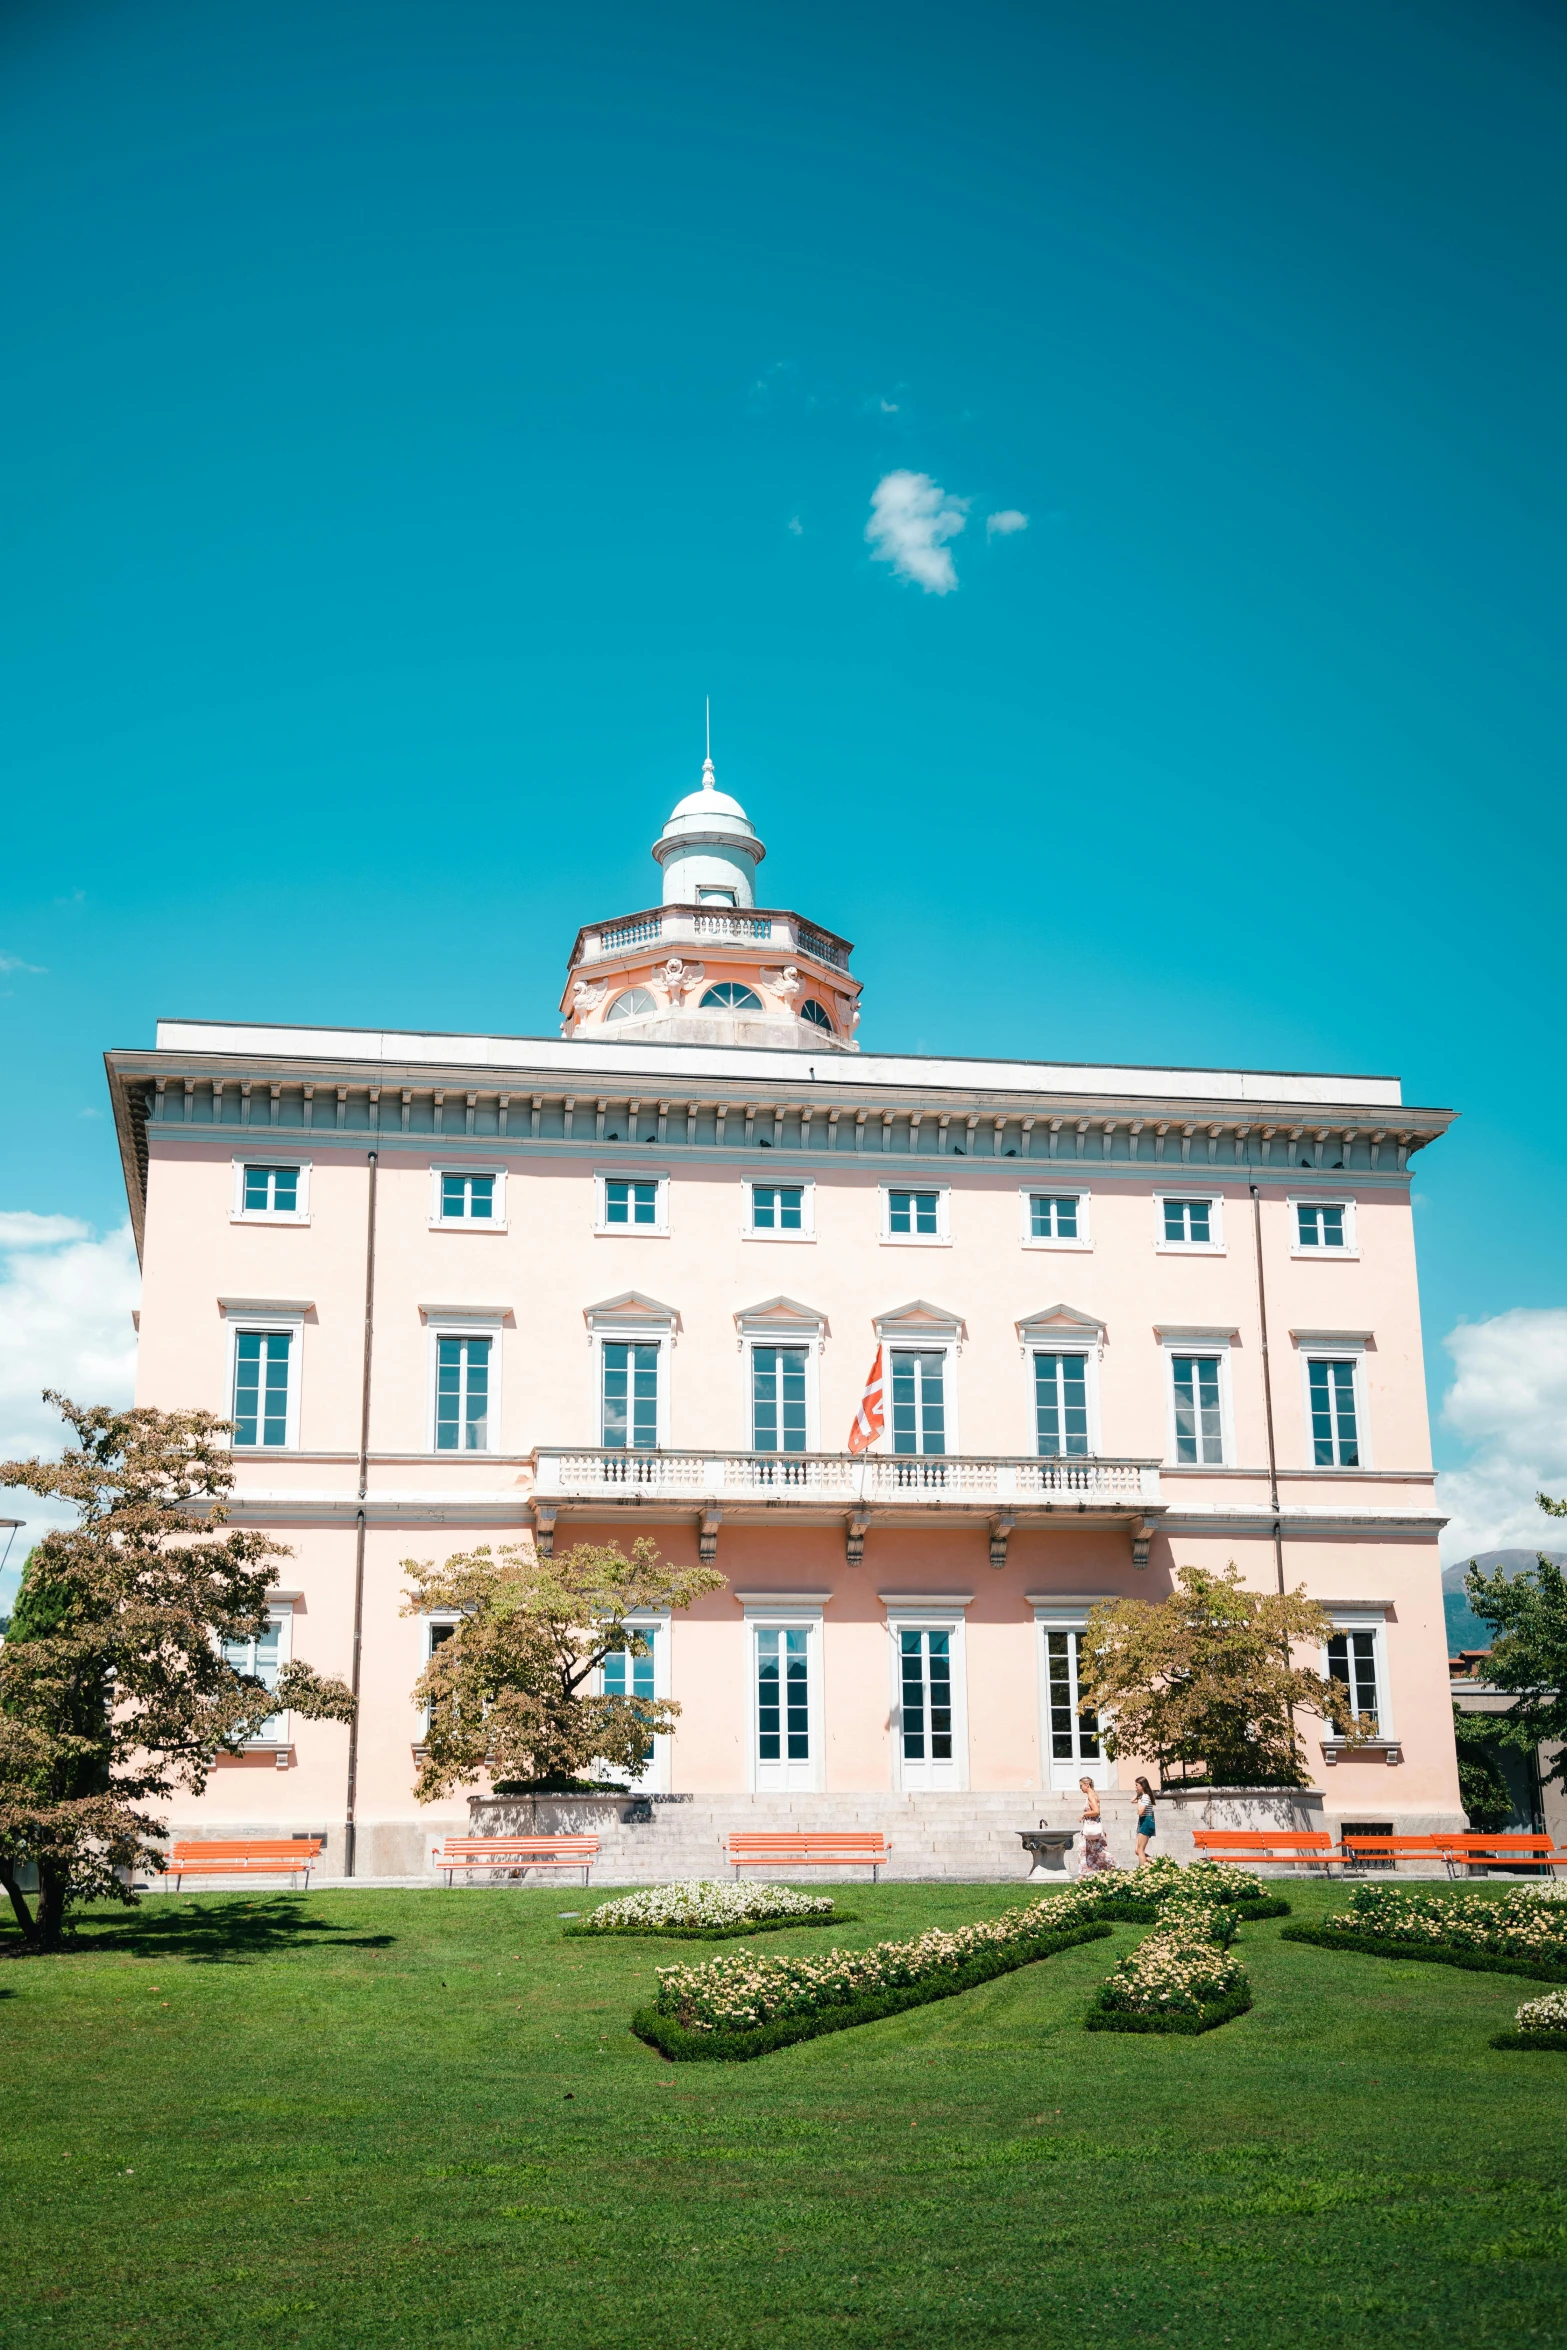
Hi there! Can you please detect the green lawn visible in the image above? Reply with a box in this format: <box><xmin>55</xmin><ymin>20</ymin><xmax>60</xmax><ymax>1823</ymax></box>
<box><xmin>3</xmin><ymin>1879</ymin><xmax>1565</xmax><ymax>2349</ymax></box>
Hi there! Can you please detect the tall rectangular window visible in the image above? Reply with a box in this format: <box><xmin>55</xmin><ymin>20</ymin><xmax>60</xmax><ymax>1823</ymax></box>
<box><xmin>1162</xmin><ymin>1198</ymin><xmax>1212</xmax><ymax>1245</ymax></box>
<box><xmin>1308</xmin><ymin>1358</ymin><xmax>1360</xmax><ymax>1466</ymax></box>
<box><xmin>751</xmin><ymin>1184</ymin><xmax>803</xmax><ymax>1232</ymax></box>
<box><xmin>603</xmin><ymin>1626</ymin><xmax>658</xmax><ymax>1769</ymax></box>
<box><xmin>1326</xmin><ymin>1631</ymin><xmax>1381</xmax><ymax>1730</ymax></box>
<box><xmin>440</xmin><ymin>1173</ymin><xmax>494</xmax><ymax>1220</ymax></box>
<box><xmin>604</xmin><ymin>1179</ymin><xmax>660</xmax><ymax>1227</ymax></box>
<box><xmin>1171</xmin><ymin>1354</ymin><xmax>1224</xmax><ymax>1464</ymax></box>
<box><xmin>1297</xmin><ymin>1203</ymin><xmax>1347</xmax><ymax>1249</ymax></box>
<box><xmin>233</xmin><ymin>1331</ymin><xmax>292</xmax><ymax>1448</ymax></box>
<box><xmin>435</xmin><ymin>1335</ymin><xmax>491</xmax><ymax>1452</ymax></box>
<box><xmin>1044</xmin><ymin>1631</ymin><xmax>1100</xmax><ymax>1765</ymax></box>
<box><xmin>888</xmin><ymin>1190</ymin><xmax>939</xmax><ymax>1237</ymax></box>
<box><xmin>603</xmin><ymin>1342</ymin><xmax>659</xmax><ymax>1449</ymax></box>
<box><xmin>222</xmin><ymin>1618</ymin><xmax>284</xmax><ymax>1739</ymax></box>
<box><xmin>756</xmin><ymin>1627</ymin><xmax>810</xmax><ymax>1761</ymax></box>
<box><xmin>900</xmin><ymin>1629</ymin><xmax>953</xmax><ymax>1762</ymax></box>
<box><xmin>891</xmin><ymin>1351</ymin><xmax>946</xmax><ymax>1454</ymax></box>
<box><xmin>752</xmin><ymin>1347</ymin><xmax>808</xmax><ymax>1453</ymax></box>
<box><xmin>242</xmin><ymin>1165</ymin><xmax>298</xmax><ymax>1214</ymax></box>
<box><xmin>1034</xmin><ymin>1352</ymin><xmax>1089</xmax><ymax>1457</ymax></box>
<box><xmin>1029</xmin><ymin>1194</ymin><xmax>1079</xmax><ymax>1241</ymax></box>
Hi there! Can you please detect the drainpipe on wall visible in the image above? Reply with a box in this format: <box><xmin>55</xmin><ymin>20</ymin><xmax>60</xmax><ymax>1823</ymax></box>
<box><xmin>343</xmin><ymin>1149</ymin><xmax>379</xmax><ymax>1877</ymax></box>
<box><xmin>1248</xmin><ymin>1180</ymin><xmax>1286</xmax><ymax>1596</ymax></box>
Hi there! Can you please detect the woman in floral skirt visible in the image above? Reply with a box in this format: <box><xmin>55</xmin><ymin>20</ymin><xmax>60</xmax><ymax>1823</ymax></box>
<box><xmin>1077</xmin><ymin>1777</ymin><xmax>1112</xmax><ymax>1875</ymax></box>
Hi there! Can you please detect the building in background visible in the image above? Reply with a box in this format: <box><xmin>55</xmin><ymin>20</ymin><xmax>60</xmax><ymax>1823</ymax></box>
<box><xmin>106</xmin><ymin>749</ymin><xmax>1463</xmax><ymax>1879</ymax></box>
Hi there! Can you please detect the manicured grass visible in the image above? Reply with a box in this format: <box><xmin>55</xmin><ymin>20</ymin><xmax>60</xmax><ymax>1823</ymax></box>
<box><xmin>3</xmin><ymin>1879</ymin><xmax>1566</xmax><ymax>2348</ymax></box>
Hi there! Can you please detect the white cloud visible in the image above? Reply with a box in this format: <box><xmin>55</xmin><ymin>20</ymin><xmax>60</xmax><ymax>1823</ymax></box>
<box><xmin>866</xmin><ymin>471</ymin><xmax>969</xmax><ymax>594</ymax></box>
<box><xmin>986</xmin><ymin>509</ymin><xmax>1029</xmax><ymax>538</ymax></box>
<box><xmin>0</xmin><ymin>1212</ymin><xmax>92</xmax><ymax>1249</ymax></box>
<box><xmin>787</xmin><ymin>514</ymin><xmax>804</xmax><ymax>537</ymax></box>
<box><xmin>1434</xmin><ymin>1308</ymin><xmax>1567</xmax><ymax>1562</ymax></box>
<box><xmin>0</xmin><ymin>950</ymin><xmax>44</xmax><ymax>975</ymax></box>
<box><xmin>0</xmin><ymin>1218</ymin><xmax>141</xmax><ymax>1607</ymax></box>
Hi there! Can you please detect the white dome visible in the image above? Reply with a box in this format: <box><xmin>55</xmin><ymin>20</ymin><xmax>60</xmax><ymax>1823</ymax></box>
<box><xmin>652</xmin><ymin>754</ymin><xmax>766</xmax><ymax>906</ymax></box>
<box><xmin>667</xmin><ymin>783</ymin><xmax>752</xmax><ymax>825</ymax></box>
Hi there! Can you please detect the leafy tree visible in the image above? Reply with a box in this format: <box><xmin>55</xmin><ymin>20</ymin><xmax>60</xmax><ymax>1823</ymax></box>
<box><xmin>1465</xmin><ymin>1493</ymin><xmax>1567</xmax><ymax>1795</ymax></box>
<box><xmin>404</xmin><ymin>1537</ymin><xmax>722</xmax><ymax>1801</ymax></box>
<box><xmin>1451</xmin><ymin>1705</ymin><xmax>1514</xmax><ymax>1833</ymax></box>
<box><xmin>0</xmin><ymin>1396</ymin><xmax>354</xmax><ymax>1952</ymax></box>
<box><xmin>1078</xmin><ymin>1563</ymin><xmax>1371</xmax><ymax>1788</ymax></box>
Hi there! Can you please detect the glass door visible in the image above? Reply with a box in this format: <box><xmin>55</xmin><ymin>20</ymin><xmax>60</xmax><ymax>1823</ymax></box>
<box><xmin>601</xmin><ymin>1625</ymin><xmax>664</xmax><ymax>1790</ymax></box>
<box><xmin>1042</xmin><ymin>1629</ymin><xmax>1105</xmax><ymax>1788</ymax></box>
<box><xmin>754</xmin><ymin>1624</ymin><xmax>813</xmax><ymax>1790</ymax></box>
<box><xmin>897</xmin><ymin>1627</ymin><xmax>960</xmax><ymax>1790</ymax></box>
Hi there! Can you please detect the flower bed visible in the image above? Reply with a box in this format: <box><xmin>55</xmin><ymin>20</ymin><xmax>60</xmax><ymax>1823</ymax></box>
<box><xmin>1072</xmin><ymin>1859</ymin><xmax>1288</xmax><ymax>1925</ymax></box>
<box><xmin>1282</xmin><ymin>1884</ymin><xmax>1567</xmax><ymax>1984</ymax></box>
<box><xmin>633</xmin><ymin>1893</ymin><xmax>1113</xmax><ymax>2061</ymax></box>
<box><xmin>563</xmin><ymin>1880</ymin><xmax>845</xmax><ymax>1941</ymax></box>
<box><xmin>1491</xmin><ymin>1986</ymin><xmax>1567</xmax><ymax>2052</ymax></box>
<box><xmin>1086</xmin><ymin>1909</ymin><xmax>1251</xmax><ymax>2036</ymax></box>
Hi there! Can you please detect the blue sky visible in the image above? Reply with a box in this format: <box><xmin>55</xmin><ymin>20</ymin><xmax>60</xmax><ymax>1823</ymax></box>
<box><xmin>2</xmin><ymin>0</ymin><xmax>1565</xmax><ymax>1590</ymax></box>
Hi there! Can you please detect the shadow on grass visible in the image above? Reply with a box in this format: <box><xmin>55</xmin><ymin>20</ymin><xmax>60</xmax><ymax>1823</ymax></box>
<box><xmin>0</xmin><ymin>1896</ymin><xmax>395</xmax><ymax>1965</ymax></box>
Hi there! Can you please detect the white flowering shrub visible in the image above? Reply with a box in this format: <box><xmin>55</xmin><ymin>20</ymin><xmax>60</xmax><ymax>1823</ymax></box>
<box><xmin>1328</xmin><ymin>1884</ymin><xmax>1567</xmax><ymax>1964</ymax></box>
<box><xmin>654</xmin><ymin>1890</ymin><xmax>1103</xmax><ymax>2032</ymax></box>
<box><xmin>1093</xmin><ymin>1857</ymin><xmax>1269</xmax><ymax>1909</ymax></box>
<box><xmin>1095</xmin><ymin>1913</ymin><xmax>1248</xmax><ymax>2017</ymax></box>
<box><xmin>1514</xmin><ymin>1988</ymin><xmax>1567</xmax><ymax>2033</ymax></box>
<box><xmin>578</xmin><ymin>1880</ymin><xmax>834</xmax><ymax>1934</ymax></box>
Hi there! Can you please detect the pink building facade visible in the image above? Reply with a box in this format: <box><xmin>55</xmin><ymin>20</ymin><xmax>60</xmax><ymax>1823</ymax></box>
<box><xmin>107</xmin><ymin>757</ymin><xmax>1462</xmax><ymax>1879</ymax></box>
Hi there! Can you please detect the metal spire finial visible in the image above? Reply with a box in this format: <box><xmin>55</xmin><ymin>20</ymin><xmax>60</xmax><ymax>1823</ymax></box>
<box><xmin>702</xmin><ymin>696</ymin><xmax>715</xmax><ymax>787</ymax></box>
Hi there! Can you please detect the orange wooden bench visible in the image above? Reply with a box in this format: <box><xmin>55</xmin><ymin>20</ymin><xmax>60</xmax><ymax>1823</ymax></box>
<box><xmin>1191</xmin><ymin>1830</ymin><xmax>1344</xmax><ymax>1872</ymax></box>
<box><xmin>430</xmin><ymin>1835</ymin><xmax>600</xmax><ymax>1888</ymax></box>
<box><xmin>167</xmin><ymin>1839</ymin><xmax>322</xmax><ymax>1890</ymax></box>
<box><xmin>726</xmin><ymin>1831</ymin><xmax>890</xmax><ymax>1882</ymax></box>
<box><xmin>1433</xmin><ymin>1834</ymin><xmax>1561</xmax><ymax>1879</ymax></box>
<box><xmin>1340</xmin><ymin>1835</ymin><xmax>1448</xmax><ymax>1872</ymax></box>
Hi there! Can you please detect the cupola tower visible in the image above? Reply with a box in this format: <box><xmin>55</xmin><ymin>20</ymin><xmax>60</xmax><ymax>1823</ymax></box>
<box><xmin>558</xmin><ymin>734</ymin><xmax>861</xmax><ymax>1052</ymax></box>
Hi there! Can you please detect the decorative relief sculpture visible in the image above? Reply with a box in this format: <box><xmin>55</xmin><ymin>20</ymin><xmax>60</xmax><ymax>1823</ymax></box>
<box><xmin>659</xmin><ymin>957</ymin><xmax>705</xmax><ymax>1002</ymax></box>
<box><xmin>759</xmin><ymin>964</ymin><xmax>801</xmax><ymax>1000</ymax></box>
<box><xmin>571</xmin><ymin>980</ymin><xmax>610</xmax><ymax>1015</ymax></box>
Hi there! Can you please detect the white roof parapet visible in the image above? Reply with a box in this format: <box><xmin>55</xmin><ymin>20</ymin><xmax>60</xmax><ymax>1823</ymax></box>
<box><xmin>151</xmin><ymin>1017</ymin><xmax>1406</xmax><ymax>1110</ymax></box>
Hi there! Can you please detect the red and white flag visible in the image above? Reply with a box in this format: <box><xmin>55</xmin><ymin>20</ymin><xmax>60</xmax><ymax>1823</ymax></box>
<box><xmin>847</xmin><ymin>1347</ymin><xmax>885</xmax><ymax>1455</ymax></box>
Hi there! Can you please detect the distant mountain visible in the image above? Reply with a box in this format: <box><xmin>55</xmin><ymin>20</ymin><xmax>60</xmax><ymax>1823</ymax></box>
<box><xmin>1443</xmin><ymin>1548</ymin><xmax>1567</xmax><ymax>1656</ymax></box>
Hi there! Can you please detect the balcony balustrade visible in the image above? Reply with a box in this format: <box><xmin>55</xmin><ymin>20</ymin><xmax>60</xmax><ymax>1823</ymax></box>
<box><xmin>531</xmin><ymin>1447</ymin><xmax>1160</xmax><ymax>1509</ymax></box>
<box><xmin>581</xmin><ymin>908</ymin><xmax>851</xmax><ymax>971</ymax></box>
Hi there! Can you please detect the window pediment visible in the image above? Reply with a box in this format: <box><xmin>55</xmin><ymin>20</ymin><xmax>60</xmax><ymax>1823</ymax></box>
<box><xmin>1016</xmin><ymin>1303</ymin><xmax>1106</xmax><ymax>1351</ymax></box>
<box><xmin>734</xmin><ymin>1295</ymin><xmax>828</xmax><ymax>1345</ymax></box>
<box><xmin>583</xmin><ymin>1291</ymin><xmax>680</xmax><ymax>1337</ymax></box>
<box><xmin>874</xmin><ymin>1299</ymin><xmax>966</xmax><ymax>1343</ymax></box>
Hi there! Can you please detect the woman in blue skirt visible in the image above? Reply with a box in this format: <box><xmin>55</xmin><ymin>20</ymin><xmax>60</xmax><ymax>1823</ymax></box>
<box><xmin>1133</xmin><ymin>1777</ymin><xmax>1157</xmax><ymax>1866</ymax></box>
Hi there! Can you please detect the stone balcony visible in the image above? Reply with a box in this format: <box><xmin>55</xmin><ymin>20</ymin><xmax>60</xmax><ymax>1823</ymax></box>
<box><xmin>530</xmin><ymin>1447</ymin><xmax>1163</xmax><ymax>1568</ymax></box>
<box><xmin>576</xmin><ymin>905</ymin><xmax>852</xmax><ymax>972</ymax></box>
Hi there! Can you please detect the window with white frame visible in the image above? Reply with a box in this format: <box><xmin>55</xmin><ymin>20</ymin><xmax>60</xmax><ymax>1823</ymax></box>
<box><xmin>419</xmin><ymin>1618</ymin><xmax>459</xmax><ymax>1740</ymax></box>
<box><xmin>602</xmin><ymin>1341</ymin><xmax>660</xmax><ymax>1449</ymax></box>
<box><xmin>1293</xmin><ymin>1199</ymin><xmax>1356</xmax><ymax>1253</ymax></box>
<box><xmin>1306</xmin><ymin>1354</ymin><xmax>1361</xmax><ymax>1467</ymax></box>
<box><xmin>1325</xmin><ymin>1626</ymin><xmax>1385</xmax><ymax>1733</ymax></box>
<box><xmin>598</xmin><ymin>1619</ymin><xmax>668</xmax><ymax>1788</ymax></box>
<box><xmin>1157</xmin><ymin>1194</ymin><xmax>1223</xmax><ymax>1250</ymax></box>
<box><xmin>430</xmin><ymin>1167</ymin><xmax>506</xmax><ymax>1228</ymax></box>
<box><xmin>233</xmin><ymin>1161</ymin><xmax>310</xmax><ymax>1221</ymax></box>
<box><xmin>596</xmin><ymin>1173</ymin><xmax>668</xmax><ymax>1233</ymax></box>
<box><xmin>890</xmin><ymin>1349</ymin><xmax>946</xmax><ymax>1455</ymax></box>
<box><xmin>1033</xmin><ymin>1351</ymin><xmax>1090</xmax><ymax>1457</ymax></box>
<box><xmin>1038</xmin><ymin>1625</ymin><xmax>1104</xmax><ymax>1787</ymax></box>
<box><xmin>747</xmin><ymin>1181</ymin><xmax>810</xmax><ymax>1236</ymax></box>
<box><xmin>434</xmin><ymin>1334</ymin><xmax>492</xmax><ymax>1451</ymax></box>
<box><xmin>750</xmin><ymin>1617</ymin><xmax>820</xmax><ymax>1790</ymax></box>
<box><xmin>231</xmin><ymin>1329</ymin><xmax>296</xmax><ymax>1449</ymax></box>
<box><xmin>1023</xmin><ymin>1191</ymin><xmax>1088</xmax><ymax>1247</ymax></box>
<box><xmin>221</xmin><ymin>1609</ymin><xmax>290</xmax><ymax>1742</ymax></box>
<box><xmin>752</xmin><ymin>1346</ymin><xmax>808</xmax><ymax>1453</ymax></box>
<box><xmin>1170</xmin><ymin>1352</ymin><xmax>1226</xmax><ymax>1464</ymax></box>
<box><xmin>882</xmin><ymin>1186</ymin><xmax>948</xmax><ymax>1242</ymax></box>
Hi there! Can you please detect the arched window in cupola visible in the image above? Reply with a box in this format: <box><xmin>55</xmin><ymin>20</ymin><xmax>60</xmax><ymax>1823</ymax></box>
<box><xmin>605</xmin><ymin>987</ymin><xmax>658</xmax><ymax>1022</ymax></box>
<box><xmin>800</xmin><ymin>999</ymin><xmax>833</xmax><ymax>1031</ymax></box>
<box><xmin>700</xmin><ymin>983</ymin><xmax>763</xmax><ymax>1011</ymax></box>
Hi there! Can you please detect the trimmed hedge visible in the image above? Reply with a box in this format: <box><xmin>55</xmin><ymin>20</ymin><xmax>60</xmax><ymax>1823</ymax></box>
<box><xmin>564</xmin><ymin>1913</ymin><xmax>855</xmax><ymax>1943</ymax></box>
<box><xmin>1280</xmin><ymin>1923</ymin><xmax>1567</xmax><ymax>1986</ymax></box>
<box><xmin>1089</xmin><ymin>1895</ymin><xmax>1290</xmax><ymax>1926</ymax></box>
<box><xmin>1489</xmin><ymin>2029</ymin><xmax>1567</xmax><ymax>2054</ymax></box>
<box><xmin>1086</xmin><ymin>1986</ymin><xmax>1253</xmax><ymax>2037</ymax></box>
<box><xmin>631</xmin><ymin>1921</ymin><xmax>1113</xmax><ymax>2062</ymax></box>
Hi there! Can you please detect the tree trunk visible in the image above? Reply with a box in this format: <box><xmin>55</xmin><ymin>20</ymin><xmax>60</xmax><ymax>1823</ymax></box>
<box><xmin>33</xmin><ymin>1859</ymin><xmax>70</xmax><ymax>1952</ymax></box>
<box><xmin>0</xmin><ymin>1864</ymin><xmax>38</xmax><ymax>1946</ymax></box>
